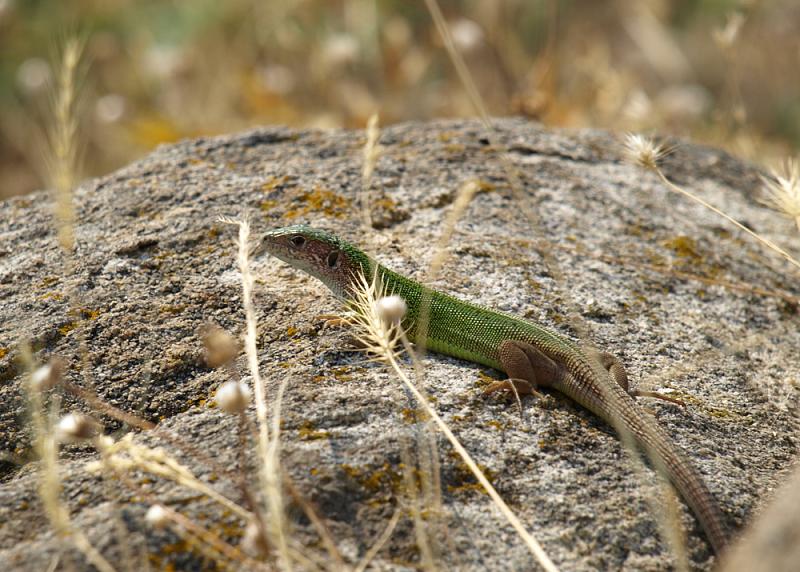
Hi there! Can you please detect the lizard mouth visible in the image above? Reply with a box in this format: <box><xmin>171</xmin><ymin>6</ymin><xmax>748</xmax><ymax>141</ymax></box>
<box><xmin>252</xmin><ymin>236</ymin><xmax>284</xmax><ymax>260</ymax></box>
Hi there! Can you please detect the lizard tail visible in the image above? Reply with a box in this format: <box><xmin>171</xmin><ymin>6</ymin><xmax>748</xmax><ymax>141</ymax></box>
<box><xmin>563</xmin><ymin>371</ymin><xmax>729</xmax><ymax>555</ymax></box>
<box><xmin>612</xmin><ymin>387</ymin><xmax>729</xmax><ymax>555</ymax></box>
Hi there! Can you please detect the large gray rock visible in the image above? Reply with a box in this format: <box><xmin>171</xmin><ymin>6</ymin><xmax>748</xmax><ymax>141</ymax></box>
<box><xmin>0</xmin><ymin>119</ymin><xmax>797</xmax><ymax>571</ymax></box>
<box><xmin>721</xmin><ymin>461</ymin><xmax>800</xmax><ymax>572</ymax></box>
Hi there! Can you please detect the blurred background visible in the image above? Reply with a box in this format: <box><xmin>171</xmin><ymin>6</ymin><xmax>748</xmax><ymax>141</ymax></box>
<box><xmin>1</xmin><ymin>0</ymin><xmax>798</xmax><ymax>199</ymax></box>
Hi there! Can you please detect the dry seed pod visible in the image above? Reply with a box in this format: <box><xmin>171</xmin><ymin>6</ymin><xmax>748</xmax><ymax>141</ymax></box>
<box><xmin>30</xmin><ymin>358</ymin><xmax>65</xmax><ymax>392</ymax></box>
<box><xmin>374</xmin><ymin>295</ymin><xmax>407</xmax><ymax>324</ymax></box>
<box><xmin>56</xmin><ymin>413</ymin><xmax>100</xmax><ymax>443</ymax></box>
<box><xmin>201</xmin><ymin>326</ymin><xmax>240</xmax><ymax>368</ymax></box>
<box><xmin>215</xmin><ymin>380</ymin><xmax>251</xmax><ymax>414</ymax></box>
<box><xmin>145</xmin><ymin>504</ymin><xmax>169</xmax><ymax>528</ymax></box>
<box><xmin>241</xmin><ymin>519</ymin><xmax>269</xmax><ymax>558</ymax></box>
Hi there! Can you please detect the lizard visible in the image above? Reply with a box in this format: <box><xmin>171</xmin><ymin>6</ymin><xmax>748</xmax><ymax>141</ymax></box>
<box><xmin>256</xmin><ymin>224</ymin><xmax>728</xmax><ymax>555</ymax></box>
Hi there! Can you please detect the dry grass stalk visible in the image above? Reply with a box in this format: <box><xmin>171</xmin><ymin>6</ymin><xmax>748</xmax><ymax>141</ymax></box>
<box><xmin>282</xmin><ymin>474</ymin><xmax>346</xmax><ymax>568</ymax></box>
<box><xmin>99</xmin><ymin>448</ymin><xmax>270</xmax><ymax>571</ymax></box>
<box><xmin>24</xmin><ymin>35</ymin><xmax>127</xmax><ymax>572</ymax></box>
<box><xmin>713</xmin><ymin>11</ymin><xmax>750</xmax><ymax>150</ymax></box>
<box><xmin>362</xmin><ymin>291</ymin><xmax>441</xmax><ymax>568</ymax></box>
<box><xmin>61</xmin><ymin>379</ymin><xmax>155</xmax><ymax>430</ymax></box>
<box><xmin>361</xmin><ymin>113</ymin><xmax>382</xmax><ymax>231</ymax></box>
<box><xmin>361</xmin><ymin>290</ymin><xmax>441</xmax><ymax>566</ymax></box>
<box><xmin>623</xmin><ymin>133</ymin><xmax>800</xmax><ymax>271</ymax></box>
<box><xmin>46</xmin><ymin>37</ymin><xmax>84</xmax><ymax>253</ymax></box>
<box><xmin>415</xmin><ymin>179</ymin><xmax>480</xmax><ymax>356</ymax></box>
<box><xmin>219</xmin><ymin>216</ymin><xmax>292</xmax><ymax>569</ymax></box>
<box><xmin>427</xmin><ymin>179</ymin><xmax>480</xmax><ymax>281</ymax></box>
<box><xmin>399</xmin><ymin>181</ymin><xmax>482</xmax><ymax>564</ymax></box>
<box><xmin>350</xmin><ymin>271</ymin><xmax>559</xmax><ymax>572</ymax></box>
<box><xmin>42</xmin><ymin>34</ymin><xmax>109</xmax><ymax>439</ymax></box>
<box><xmin>147</xmin><ymin>504</ymin><xmax>269</xmax><ymax>571</ymax></box>
<box><xmin>423</xmin><ymin>0</ymin><xmax>595</xmax><ymax>342</ymax></box>
<box><xmin>89</xmin><ymin>434</ymin><xmax>251</xmax><ymax>521</ymax></box>
<box><xmin>658</xmin><ymin>482</ymin><xmax>690</xmax><ymax>572</ymax></box>
<box><xmin>761</xmin><ymin>159</ymin><xmax>800</xmax><ymax>231</ymax></box>
<box><xmin>24</xmin><ymin>351</ymin><xmax>115</xmax><ymax>572</ymax></box>
<box><xmin>400</xmin><ymin>441</ymin><xmax>437</xmax><ymax>570</ymax></box>
<box><xmin>264</xmin><ymin>376</ymin><xmax>291</xmax><ymax>569</ymax></box>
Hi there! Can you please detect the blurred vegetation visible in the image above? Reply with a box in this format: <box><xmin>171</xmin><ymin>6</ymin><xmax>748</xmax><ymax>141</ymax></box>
<box><xmin>1</xmin><ymin>0</ymin><xmax>799</xmax><ymax>199</ymax></box>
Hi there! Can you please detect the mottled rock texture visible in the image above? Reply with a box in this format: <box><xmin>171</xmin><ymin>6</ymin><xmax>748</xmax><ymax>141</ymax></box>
<box><xmin>1</xmin><ymin>119</ymin><xmax>798</xmax><ymax>571</ymax></box>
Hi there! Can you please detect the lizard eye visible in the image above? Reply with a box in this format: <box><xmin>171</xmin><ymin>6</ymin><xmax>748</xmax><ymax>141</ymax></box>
<box><xmin>326</xmin><ymin>250</ymin><xmax>340</xmax><ymax>268</ymax></box>
<box><xmin>290</xmin><ymin>235</ymin><xmax>306</xmax><ymax>247</ymax></box>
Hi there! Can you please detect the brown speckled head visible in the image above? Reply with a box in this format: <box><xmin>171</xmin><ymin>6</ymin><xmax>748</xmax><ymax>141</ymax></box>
<box><xmin>257</xmin><ymin>225</ymin><xmax>372</xmax><ymax>299</ymax></box>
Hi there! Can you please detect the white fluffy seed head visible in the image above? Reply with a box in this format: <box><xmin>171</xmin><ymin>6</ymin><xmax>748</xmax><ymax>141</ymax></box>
<box><xmin>145</xmin><ymin>504</ymin><xmax>169</xmax><ymax>528</ymax></box>
<box><xmin>56</xmin><ymin>413</ymin><xmax>100</xmax><ymax>443</ymax></box>
<box><xmin>215</xmin><ymin>380</ymin><xmax>251</xmax><ymax>414</ymax></box>
<box><xmin>374</xmin><ymin>295</ymin><xmax>407</xmax><ymax>324</ymax></box>
<box><xmin>622</xmin><ymin>133</ymin><xmax>666</xmax><ymax>172</ymax></box>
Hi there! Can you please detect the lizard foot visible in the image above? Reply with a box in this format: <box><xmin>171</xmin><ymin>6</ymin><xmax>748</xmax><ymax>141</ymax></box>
<box><xmin>482</xmin><ymin>340</ymin><xmax>561</xmax><ymax>409</ymax></box>
<box><xmin>483</xmin><ymin>378</ymin><xmax>540</xmax><ymax>397</ymax></box>
<box><xmin>629</xmin><ymin>389</ymin><xmax>686</xmax><ymax>407</ymax></box>
<box><xmin>587</xmin><ymin>349</ymin><xmax>685</xmax><ymax>407</ymax></box>
<box><xmin>315</xmin><ymin>313</ymin><xmax>351</xmax><ymax>328</ymax></box>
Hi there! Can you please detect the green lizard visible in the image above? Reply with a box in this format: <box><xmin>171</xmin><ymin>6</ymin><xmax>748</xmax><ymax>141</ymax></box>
<box><xmin>257</xmin><ymin>224</ymin><xmax>728</xmax><ymax>555</ymax></box>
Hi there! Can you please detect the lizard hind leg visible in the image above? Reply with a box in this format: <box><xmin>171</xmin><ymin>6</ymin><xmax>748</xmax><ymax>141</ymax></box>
<box><xmin>592</xmin><ymin>349</ymin><xmax>685</xmax><ymax>407</ymax></box>
<box><xmin>593</xmin><ymin>351</ymin><xmax>629</xmax><ymax>391</ymax></box>
<box><xmin>484</xmin><ymin>340</ymin><xmax>561</xmax><ymax>396</ymax></box>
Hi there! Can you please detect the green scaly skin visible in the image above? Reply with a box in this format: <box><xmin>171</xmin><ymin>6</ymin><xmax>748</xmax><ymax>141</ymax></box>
<box><xmin>259</xmin><ymin>225</ymin><xmax>728</xmax><ymax>555</ymax></box>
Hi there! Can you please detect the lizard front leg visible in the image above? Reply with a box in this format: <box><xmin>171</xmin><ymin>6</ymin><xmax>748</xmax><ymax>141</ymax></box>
<box><xmin>484</xmin><ymin>340</ymin><xmax>562</xmax><ymax>395</ymax></box>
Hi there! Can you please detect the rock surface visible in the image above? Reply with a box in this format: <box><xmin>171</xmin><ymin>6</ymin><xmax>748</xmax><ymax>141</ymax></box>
<box><xmin>0</xmin><ymin>118</ymin><xmax>798</xmax><ymax>571</ymax></box>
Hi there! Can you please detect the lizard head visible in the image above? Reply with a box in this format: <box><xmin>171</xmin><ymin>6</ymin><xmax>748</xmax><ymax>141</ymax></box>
<box><xmin>257</xmin><ymin>225</ymin><xmax>371</xmax><ymax>298</ymax></box>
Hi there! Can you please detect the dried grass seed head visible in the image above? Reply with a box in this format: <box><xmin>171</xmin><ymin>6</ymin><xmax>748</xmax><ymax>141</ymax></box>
<box><xmin>350</xmin><ymin>271</ymin><xmax>401</xmax><ymax>354</ymax></box>
<box><xmin>623</xmin><ymin>133</ymin><xmax>666</xmax><ymax>172</ymax></box>
<box><xmin>761</xmin><ymin>159</ymin><xmax>800</xmax><ymax>223</ymax></box>
<box><xmin>713</xmin><ymin>12</ymin><xmax>745</xmax><ymax>50</ymax></box>
<box><xmin>202</xmin><ymin>325</ymin><xmax>240</xmax><ymax>368</ymax></box>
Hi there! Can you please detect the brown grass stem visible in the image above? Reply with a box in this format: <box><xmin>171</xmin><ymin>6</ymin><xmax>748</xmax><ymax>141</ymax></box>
<box><xmin>353</xmin><ymin>508</ymin><xmax>401</xmax><ymax>572</ymax></box>
<box><xmin>385</xmin><ymin>341</ymin><xmax>558</xmax><ymax>572</ymax></box>
<box><xmin>92</xmin><ymin>435</ymin><xmax>252</xmax><ymax>521</ymax></box>
<box><xmin>283</xmin><ymin>473</ymin><xmax>346</xmax><ymax>569</ymax></box>
<box><xmin>655</xmin><ymin>169</ymin><xmax>800</xmax><ymax>271</ymax></box>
